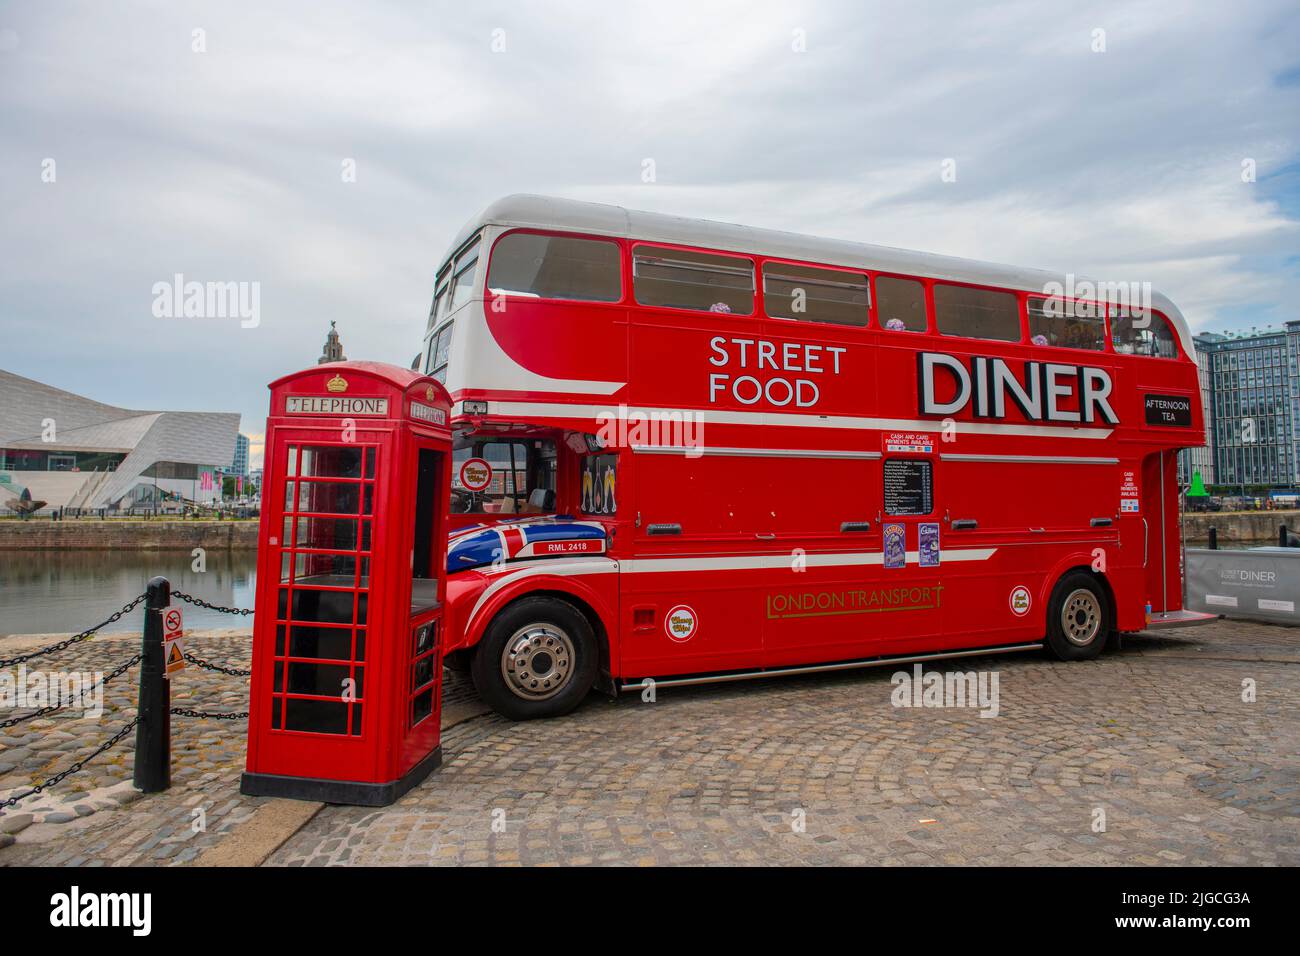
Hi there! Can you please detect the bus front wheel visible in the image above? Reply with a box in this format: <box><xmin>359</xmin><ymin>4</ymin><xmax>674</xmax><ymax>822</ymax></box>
<box><xmin>1045</xmin><ymin>572</ymin><xmax>1110</xmax><ymax>661</ymax></box>
<box><xmin>471</xmin><ymin>596</ymin><xmax>598</xmax><ymax>720</ymax></box>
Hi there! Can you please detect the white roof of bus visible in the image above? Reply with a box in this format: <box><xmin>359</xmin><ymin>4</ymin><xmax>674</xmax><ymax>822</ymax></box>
<box><xmin>450</xmin><ymin>194</ymin><xmax>1194</xmax><ymax>356</ymax></box>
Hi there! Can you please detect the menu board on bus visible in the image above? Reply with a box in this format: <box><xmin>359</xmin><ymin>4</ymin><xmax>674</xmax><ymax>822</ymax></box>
<box><xmin>883</xmin><ymin>459</ymin><xmax>933</xmax><ymax>516</ymax></box>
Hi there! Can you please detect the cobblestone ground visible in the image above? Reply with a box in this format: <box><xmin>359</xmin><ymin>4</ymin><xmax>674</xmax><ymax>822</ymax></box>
<box><xmin>1</xmin><ymin>619</ymin><xmax>1297</xmax><ymax>865</ymax></box>
<box><xmin>0</xmin><ymin>630</ymin><xmax>254</xmax><ymax>862</ymax></box>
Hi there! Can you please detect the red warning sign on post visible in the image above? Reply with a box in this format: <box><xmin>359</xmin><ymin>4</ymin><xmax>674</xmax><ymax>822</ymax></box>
<box><xmin>163</xmin><ymin>606</ymin><xmax>186</xmax><ymax>677</ymax></box>
<box><xmin>163</xmin><ymin>607</ymin><xmax>184</xmax><ymax>639</ymax></box>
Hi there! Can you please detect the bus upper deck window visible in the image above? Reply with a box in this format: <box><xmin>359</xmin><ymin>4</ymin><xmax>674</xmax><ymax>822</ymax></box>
<box><xmin>935</xmin><ymin>283</ymin><xmax>1021</xmax><ymax>342</ymax></box>
<box><xmin>632</xmin><ymin>246</ymin><xmax>754</xmax><ymax>315</ymax></box>
<box><xmin>427</xmin><ymin>269</ymin><xmax>450</xmax><ymax>332</ymax></box>
<box><xmin>488</xmin><ymin>233</ymin><xmax>622</xmax><ymax>302</ymax></box>
<box><xmin>426</xmin><ymin>321</ymin><xmax>453</xmax><ymax>381</ymax></box>
<box><xmin>763</xmin><ymin>262</ymin><xmax>868</xmax><ymax>326</ymax></box>
<box><xmin>1111</xmin><ymin>309</ymin><xmax>1177</xmax><ymax>358</ymax></box>
<box><xmin>1027</xmin><ymin>298</ymin><xmax>1106</xmax><ymax>350</ymax></box>
<box><xmin>874</xmin><ymin>276</ymin><xmax>927</xmax><ymax>332</ymax></box>
<box><xmin>449</xmin><ymin>238</ymin><xmax>481</xmax><ymax>312</ymax></box>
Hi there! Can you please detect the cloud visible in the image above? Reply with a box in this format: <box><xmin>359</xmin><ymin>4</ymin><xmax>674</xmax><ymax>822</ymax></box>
<box><xmin>1</xmin><ymin>0</ymin><xmax>1297</xmax><ymax>436</ymax></box>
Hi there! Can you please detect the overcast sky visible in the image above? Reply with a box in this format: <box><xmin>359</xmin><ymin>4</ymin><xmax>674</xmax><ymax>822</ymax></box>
<box><xmin>2</xmin><ymin>0</ymin><xmax>1298</xmax><ymax>467</ymax></box>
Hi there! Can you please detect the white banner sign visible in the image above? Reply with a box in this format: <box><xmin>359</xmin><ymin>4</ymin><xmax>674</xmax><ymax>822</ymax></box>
<box><xmin>286</xmin><ymin>396</ymin><xmax>389</xmax><ymax>416</ymax></box>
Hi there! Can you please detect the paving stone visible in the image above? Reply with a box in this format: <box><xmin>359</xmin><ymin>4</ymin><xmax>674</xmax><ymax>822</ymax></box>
<box><xmin>0</xmin><ymin>813</ymin><xmax>33</xmax><ymax>834</ymax></box>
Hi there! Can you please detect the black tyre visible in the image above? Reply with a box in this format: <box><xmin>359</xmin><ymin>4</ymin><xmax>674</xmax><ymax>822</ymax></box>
<box><xmin>1044</xmin><ymin>571</ymin><xmax>1110</xmax><ymax>661</ymax></box>
<box><xmin>471</xmin><ymin>596</ymin><xmax>598</xmax><ymax>720</ymax></box>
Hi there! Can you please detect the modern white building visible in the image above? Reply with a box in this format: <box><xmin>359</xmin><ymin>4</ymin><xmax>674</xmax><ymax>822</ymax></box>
<box><xmin>0</xmin><ymin>368</ymin><xmax>239</xmax><ymax>512</ymax></box>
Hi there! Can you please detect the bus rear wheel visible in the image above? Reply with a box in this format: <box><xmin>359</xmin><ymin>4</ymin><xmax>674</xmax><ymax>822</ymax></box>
<box><xmin>1045</xmin><ymin>572</ymin><xmax>1110</xmax><ymax>661</ymax></box>
<box><xmin>471</xmin><ymin>596</ymin><xmax>598</xmax><ymax>720</ymax></box>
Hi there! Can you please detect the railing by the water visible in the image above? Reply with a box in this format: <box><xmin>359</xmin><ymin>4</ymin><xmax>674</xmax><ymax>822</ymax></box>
<box><xmin>0</xmin><ymin>577</ymin><xmax>251</xmax><ymax>810</ymax></box>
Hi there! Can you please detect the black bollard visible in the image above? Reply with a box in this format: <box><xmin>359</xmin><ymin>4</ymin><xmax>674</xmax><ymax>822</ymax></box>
<box><xmin>133</xmin><ymin>576</ymin><xmax>171</xmax><ymax>793</ymax></box>
<box><xmin>1281</xmin><ymin>524</ymin><xmax>1289</xmax><ymax>548</ymax></box>
<box><xmin>1208</xmin><ymin>526</ymin><xmax>1217</xmax><ymax>550</ymax></box>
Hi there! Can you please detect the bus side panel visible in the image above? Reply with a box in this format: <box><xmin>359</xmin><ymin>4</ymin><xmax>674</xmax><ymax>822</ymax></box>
<box><xmin>762</xmin><ymin>456</ymin><xmax>930</xmax><ymax>667</ymax></box>
<box><xmin>621</xmin><ymin>453</ymin><xmax>767</xmax><ymax>676</ymax></box>
<box><xmin>619</xmin><ymin>565</ymin><xmax>766</xmax><ymax>677</ymax></box>
<box><xmin>938</xmin><ymin>458</ymin><xmax>1121</xmax><ymax>648</ymax></box>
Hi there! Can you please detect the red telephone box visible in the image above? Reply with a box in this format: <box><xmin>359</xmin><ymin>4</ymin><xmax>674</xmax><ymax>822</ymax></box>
<box><xmin>241</xmin><ymin>361</ymin><xmax>452</xmax><ymax>805</ymax></box>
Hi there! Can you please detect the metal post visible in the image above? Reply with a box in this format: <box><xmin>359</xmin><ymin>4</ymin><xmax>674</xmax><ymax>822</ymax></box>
<box><xmin>1282</xmin><ymin>525</ymin><xmax>1289</xmax><ymax>549</ymax></box>
<box><xmin>1208</xmin><ymin>526</ymin><xmax>1217</xmax><ymax>550</ymax></box>
<box><xmin>133</xmin><ymin>576</ymin><xmax>171</xmax><ymax>793</ymax></box>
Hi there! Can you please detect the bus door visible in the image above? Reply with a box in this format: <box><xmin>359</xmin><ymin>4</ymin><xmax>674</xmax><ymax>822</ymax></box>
<box><xmin>1138</xmin><ymin>449</ymin><xmax>1181</xmax><ymax>615</ymax></box>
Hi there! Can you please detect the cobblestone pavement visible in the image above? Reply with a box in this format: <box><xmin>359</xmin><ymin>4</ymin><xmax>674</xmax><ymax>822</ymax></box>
<box><xmin>1</xmin><ymin>619</ymin><xmax>1297</xmax><ymax>865</ymax></box>
<box><xmin>0</xmin><ymin>629</ymin><xmax>254</xmax><ymax>860</ymax></box>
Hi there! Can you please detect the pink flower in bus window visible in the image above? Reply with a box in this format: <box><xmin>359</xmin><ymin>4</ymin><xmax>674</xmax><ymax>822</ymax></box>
<box><xmin>1032</xmin><ymin>334</ymin><xmax>1049</xmax><ymax>346</ymax></box>
<box><xmin>709</xmin><ymin>302</ymin><xmax>732</xmax><ymax>313</ymax></box>
<box><xmin>885</xmin><ymin>318</ymin><xmax>906</xmax><ymax>331</ymax></box>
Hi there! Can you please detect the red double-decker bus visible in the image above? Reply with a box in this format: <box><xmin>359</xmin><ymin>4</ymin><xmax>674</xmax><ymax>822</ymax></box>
<box><xmin>419</xmin><ymin>195</ymin><xmax>1212</xmax><ymax>720</ymax></box>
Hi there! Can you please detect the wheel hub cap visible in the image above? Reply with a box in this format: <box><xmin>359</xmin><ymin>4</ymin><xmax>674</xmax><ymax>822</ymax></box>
<box><xmin>501</xmin><ymin>623</ymin><xmax>575</xmax><ymax>701</ymax></box>
<box><xmin>1062</xmin><ymin>589</ymin><xmax>1102</xmax><ymax>646</ymax></box>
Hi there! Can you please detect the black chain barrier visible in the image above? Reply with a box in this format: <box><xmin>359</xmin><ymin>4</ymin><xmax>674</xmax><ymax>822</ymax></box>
<box><xmin>0</xmin><ymin>593</ymin><xmax>147</xmax><ymax>669</ymax></box>
<box><xmin>0</xmin><ymin>716</ymin><xmax>141</xmax><ymax>810</ymax></box>
<box><xmin>0</xmin><ymin>585</ymin><xmax>253</xmax><ymax>808</ymax></box>
<box><xmin>170</xmin><ymin>708</ymin><xmax>249</xmax><ymax>720</ymax></box>
<box><xmin>164</xmin><ymin>592</ymin><xmax>251</xmax><ymax>720</ymax></box>
<box><xmin>169</xmin><ymin>589</ymin><xmax>254</xmax><ymax>618</ymax></box>
<box><xmin>182</xmin><ymin>654</ymin><xmax>252</xmax><ymax>677</ymax></box>
<box><xmin>0</xmin><ymin>653</ymin><xmax>142</xmax><ymax>729</ymax></box>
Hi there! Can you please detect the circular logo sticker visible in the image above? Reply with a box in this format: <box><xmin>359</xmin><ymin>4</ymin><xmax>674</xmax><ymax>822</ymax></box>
<box><xmin>459</xmin><ymin>457</ymin><xmax>492</xmax><ymax>492</ymax></box>
<box><xmin>664</xmin><ymin>604</ymin><xmax>698</xmax><ymax>643</ymax></box>
<box><xmin>1009</xmin><ymin>585</ymin><xmax>1032</xmax><ymax>617</ymax></box>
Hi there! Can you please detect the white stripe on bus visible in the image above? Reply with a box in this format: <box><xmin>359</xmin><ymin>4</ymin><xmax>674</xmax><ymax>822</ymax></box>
<box><xmin>482</xmin><ymin>400</ymin><xmax>1114</xmax><ymax>440</ymax></box>
<box><xmin>620</xmin><ymin>549</ymin><xmax>996</xmax><ymax>573</ymax></box>
<box><xmin>632</xmin><ymin>445</ymin><xmax>882</xmax><ymax>459</ymax></box>
<box><xmin>469</xmin><ymin>557</ymin><xmax>617</xmax><ymax>623</ymax></box>
<box><xmin>466</xmin><ymin>548</ymin><xmax>998</xmax><ymax>624</ymax></box>
<box><xmin>941</xmin><ymin>453</ymin><xmax>1120</xmax><ymax>465</ymax></box>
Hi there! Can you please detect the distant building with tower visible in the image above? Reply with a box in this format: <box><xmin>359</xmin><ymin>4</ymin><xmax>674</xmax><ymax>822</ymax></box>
<box><xmin>318</xmin><ymin>321</ymin><xmax>347</xmax><ymax>364</ymax></box>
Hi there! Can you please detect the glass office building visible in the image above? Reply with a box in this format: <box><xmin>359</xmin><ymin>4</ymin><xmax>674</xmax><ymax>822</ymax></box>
<box><xmin>1185</xmin><ymin>320</ymin><xmax>1300</xmax><ymax>491</ymax></box>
